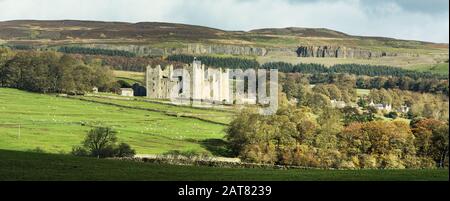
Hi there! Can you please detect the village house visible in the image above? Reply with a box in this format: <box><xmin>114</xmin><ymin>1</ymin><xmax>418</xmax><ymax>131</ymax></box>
<box><xmin>119</xmin><ymin>88</ymin><xmax>134</xmax><ymax>97</ymax></box>
<box><xmin>369</xmin><ymin>100</ymin><xmax>392</xmax><ymax>112</ymax></box>
<box><xmin>330</xmin><ymin>99</ymin><xmax>346</xmax><ymax>108</ymax></box>
<box><xmin>399</xmin><ymin>105</ymin><xmax>410</xmax><ymax>113</ymax></box>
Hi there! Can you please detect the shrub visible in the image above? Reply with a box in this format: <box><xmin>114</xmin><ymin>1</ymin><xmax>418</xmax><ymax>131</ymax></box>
<box><xmin>71</xmin><ymin>146</ymin><xmax>89</xmax><ymax>157</ymax></box>
<box><xmin>291</xmin><ymin>145</ymin><xmax>320</xmax><ymax>167</ymax></box>
<box><xmin>72</xmin><ymin>127</ymin><xmax>135</xmax><ymax>158</ymax></box>
<box><xmin>378</xmin><ymin>154</ymin><xmax>405</xmax><ymax>169</ymax></box>
<box><xmin>418</xmin><ymin>157</ymin><xmax>437</xmax><ymax>168</ymax></box>
<box><xmin>28</xmin><ymin>147</ymin><xmax>46</xmax><ymax>153</ymax></box>
<box><xmin>339</xmin><ymin>160</ymin><xmax>357</xmax><ymax>169</ymax></box>
<box><xmin>115</xmin><ymin>143</ymin><xmax>136</xmax><ymax>157</ymax></box>
<box><xmin>317</xmin><ymin>149</ymin><xmax>342</xmax><ymax>168</ymax></box>
<box><xmin>359</xmin><ymin>154</ymin><xmax>378</xmax><ymax>169</ymax></box>
<box><xmin>386</xmin><ymin>111</ymin><xmax>398</xmax><ymax>119</ymax></box>
<box><xmin>240</xmin><ymin>143</ymin><xmax>277</xmax><ymax>164</ymax></box>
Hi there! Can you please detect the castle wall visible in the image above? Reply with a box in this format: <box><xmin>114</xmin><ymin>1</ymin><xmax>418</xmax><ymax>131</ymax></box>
<box><xmin>146</xmin><ymin>61</ymin><xmax>254</xmax><ymax>104</ymax></box>
<box><xmin>146</xmin><ymin>65</ymin><xmax>176</xmax><ymax>99</ymax></box>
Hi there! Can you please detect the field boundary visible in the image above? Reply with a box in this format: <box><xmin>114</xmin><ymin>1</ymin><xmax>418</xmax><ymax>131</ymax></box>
<box><xmin>85</xmin><ymin>94</ymin><xmax>236</xmax><ymax>113</ymax></box>
<box><xmin>118</xmin><ymin>154</ymin><xmax>444</xmax><ymax>171</ymax></box>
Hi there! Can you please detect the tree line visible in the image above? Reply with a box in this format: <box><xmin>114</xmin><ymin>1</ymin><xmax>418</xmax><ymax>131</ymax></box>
<box><xmin>262</xmin><ymin>62</ymin><xmax>446</xmax><ymax>80</ymax></box>
<box><xmin>0</xmin><ymin>49</ymin><xmax>116</xmax><ymax>94</ymax></box>
<box><xmin>71</xmin><ymin>54</ymin><xmax>169</xmax><ymax>72</ymax></box>
<box><xmin>261</xmin><ymin>62</ymin><xmax>328</xmax><ymax>74</ymax></box>
<box><xmin>167</xmin><ymin>54</ymin><xmax>260</xmax><ymax>69</ymax></box>
<box><xmin>227</xmin><ymin>105</ymin><xmax>449</xmax><ymax>169</ymax></box>
<box><xmin>355</xmin><ymin>76</ymin><xmax>449</xmax><ymax>95</ymax></box>
<box><xmin>58</xmin><ymin>46</ymin><xmax>137</xmax><ymax>58</ymax></box>
<box><xmin>296</xmin><ymin>72</ymin><xmax>448</xmax><ymax>95</ymax></box>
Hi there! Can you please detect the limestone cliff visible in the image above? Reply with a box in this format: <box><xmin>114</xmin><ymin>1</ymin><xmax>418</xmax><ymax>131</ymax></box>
<box><xmin>295</xmin><ymin>46</ymin><xmax>416</xmax><ymax>59</ymax></box>
<box><xmin>76</xmin><ymin>43</ymin><xmax>417</xmax><ymax>59</ymax></box>
<box><xmin>186</xmin><ymin>44</ymin><xmax>268</xmax><ymax>56</ymax></box>
<box><xmin>78</xmin><ymin>44</ymin><xmax>268</xmax><ymax>57</ymax></box>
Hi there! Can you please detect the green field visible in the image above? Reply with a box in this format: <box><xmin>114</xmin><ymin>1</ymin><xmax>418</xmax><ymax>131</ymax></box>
<box><xmin>77</xmin><ymin>95</ymin><xmax>234</xmax><ymax>125</ymax></box>
<box><xmin>409</xmin><ymin>63</ymin><xmax>449</xmax><ymax>75</ymax></box>
<box><xmin>1</xmin><ymin>149</ymin><xmax>447</xmax><ymax>181</ymax></box>
<box><xmin>113</xmin><ymin>70</ymin><xmax>145</xmax><ymax>85</ymax></box>
<box><xmin>0</xmin><ymin>88</ymin><xmax>227</xmax><ymax>154</ymax></box>
<box><xmin>356</xmin><ymin>89</ymin><xmax>371</xmax><ymax>96</ymax></box>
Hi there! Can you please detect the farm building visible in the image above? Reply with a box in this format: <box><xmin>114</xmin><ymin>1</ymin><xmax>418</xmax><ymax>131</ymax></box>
<box><xmin>119</xmin><ymin>88</ymin><xmax>134</xmax><ymax>97</ymax></box>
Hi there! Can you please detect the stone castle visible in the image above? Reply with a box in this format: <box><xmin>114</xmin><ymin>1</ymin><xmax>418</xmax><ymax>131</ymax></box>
<box><xmin>145</xmin><ymin>60</ymin><xmax>236</xmax><ymax>104</ymax></box>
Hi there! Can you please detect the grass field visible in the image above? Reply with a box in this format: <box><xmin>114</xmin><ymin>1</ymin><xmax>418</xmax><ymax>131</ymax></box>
<box><xmin>409</xmin><ymin>63</ymin><xmax>449</xmax><ymax>75</ymax></box>
<box><xmin>0</xmin><ymin>88</ymin><xmax>227</xmax><ymax>155</ymax></box>
<box><xmin>113</xmin><ymin>70</ymin><xmax>145</xmax><ymax>85</ymax></box>
<box><xmin>77</xmin><ymin>95</ymin><xmax>234</xmax><ymax>125</ymax></box>
<box><xmin>356</xmin><ymin>89</ymin><xmax>371</xmax><ymax>96</ymax></box>
<box><xmin>1</xmin><ymin>149</ymin><xmax>447</xmax><ymax>181</ymax></box>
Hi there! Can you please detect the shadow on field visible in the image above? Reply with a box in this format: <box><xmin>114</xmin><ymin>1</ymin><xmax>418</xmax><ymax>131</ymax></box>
<box><xmin>199</xmin><ymin>139</ymin><xmax>234</xmax><ymax>157</ymax></box>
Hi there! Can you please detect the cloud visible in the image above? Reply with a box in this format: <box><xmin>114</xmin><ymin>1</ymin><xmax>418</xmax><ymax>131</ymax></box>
<box><xmin>0</xmin><ymin>0</ymin><xmax>448</xmax><ymax>43</ymax></box>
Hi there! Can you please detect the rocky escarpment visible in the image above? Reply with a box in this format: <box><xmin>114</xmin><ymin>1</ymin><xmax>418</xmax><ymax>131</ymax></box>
<box><xmin>295</xmin><ymin>46</ymin><xmax>416</xmax><ymax>59</ymax></box>
<box><xmin>75</xmin><ymin>43</ymin><xmax>268</xmax><ymax>57</ymax></box>
<box><xmin>44</xmin><ymin>43</ymin><xmax>420</xmax><ymax>59</ymax></box>
<box><xmin>185</xmin><ymin>44</ymin><xmax>268</xmax><ymax>56</ymax></box>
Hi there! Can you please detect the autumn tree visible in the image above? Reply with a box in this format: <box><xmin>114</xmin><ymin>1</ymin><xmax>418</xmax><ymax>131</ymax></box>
<box><xmin>411</xmin><ymin>118</ymin><xmax>449</xmax><ymax>167</ymax></box>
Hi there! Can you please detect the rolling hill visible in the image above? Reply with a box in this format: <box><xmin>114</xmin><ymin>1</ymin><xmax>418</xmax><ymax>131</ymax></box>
<box><xmin>0</xmin><ymin>20</ymin><xmax>448</xmax><ymax>72</ymax></box>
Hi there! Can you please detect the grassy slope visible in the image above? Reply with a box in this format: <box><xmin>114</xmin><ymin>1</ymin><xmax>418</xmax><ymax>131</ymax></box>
<box><xmin>409</xmin><ymin>63</ymin><xmax>449</xmax><ymax>75</ymax></box>
<box><xmin>1</xmin><ymin>149</ymin><xmax>447</xmax><ymax>181</ymax></box>
<box><xmin>77</xmin><ymin>95</ymin><xmax>234</xmax><ymax>125</ymax></box>
<box><xmin>0</xmin><ymin>88</ymin><xmax>226</xmax><ymax>154</ymax></box>
<box><xmin>113</xmin><ymin>70</ymin><xmax>145</xmax><ymax>85</ymax></box>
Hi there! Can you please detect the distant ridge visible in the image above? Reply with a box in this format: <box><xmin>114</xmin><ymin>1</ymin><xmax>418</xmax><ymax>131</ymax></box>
<box><xmin>0</xmin><ymin>20</ymin><xmax>446</xmax><ymax>45</ymax></box>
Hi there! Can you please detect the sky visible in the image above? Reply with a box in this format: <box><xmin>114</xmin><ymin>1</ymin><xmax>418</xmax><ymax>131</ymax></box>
<box><xmin>0</xmin><ymin>0</ymin><xmax>448</xmax><ymax>43</ymax></box>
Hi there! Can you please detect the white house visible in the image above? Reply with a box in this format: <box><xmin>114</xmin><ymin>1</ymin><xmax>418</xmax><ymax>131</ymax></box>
<box><xmin>399</xmin><ymin>105</ymin><xmax>410</xmax><ymax>113</ymax></box>
<box><xmin>369</xmin><ymin>100</ymin><xmax>392</xmax><ymax>112</ymax></box>
<box><xmin>330</xmin><ymin>99</ymin><xmax>346</xmax><ymax>108</ymax></box>
<box><xmin>119</xmin><ymin>88</ymin><xmax>134</xmax><ymax>97</ymax></box>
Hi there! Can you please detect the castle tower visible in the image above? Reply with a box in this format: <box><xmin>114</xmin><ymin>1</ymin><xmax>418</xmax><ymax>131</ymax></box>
<box><xmin>146</xmin><ymin>65</ymin><xmax>163</xmax><ymax>99</ymax></box>
<box><xmin>206</xmin><ymin>67</ymin><xmax>221</xmax><ymax>103</ymax></box>
<box><xmin>219</xmin><ymin>68</ymin><xmax>230</xmax><ymax>103</ymax></box>
<box><xmin>201</xmin><ymin>64</ymin><xmax>207</xmax><ymax>100</ymax></box>
<box><xmin>160</xmin><ymin>65</ymin><xmax>174</xmax><ymax>99</ymax></box>
<box><xmin>192</xmin><ymin>60</ymin><xmax>203</xmax><ymax>103</ymax></box>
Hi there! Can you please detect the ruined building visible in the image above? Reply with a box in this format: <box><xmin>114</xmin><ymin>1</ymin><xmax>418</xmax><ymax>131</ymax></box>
<box><xmin>145</xmin><ymin>60</ymin><xmax>234</xmax><ymax>104</ymax></box>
